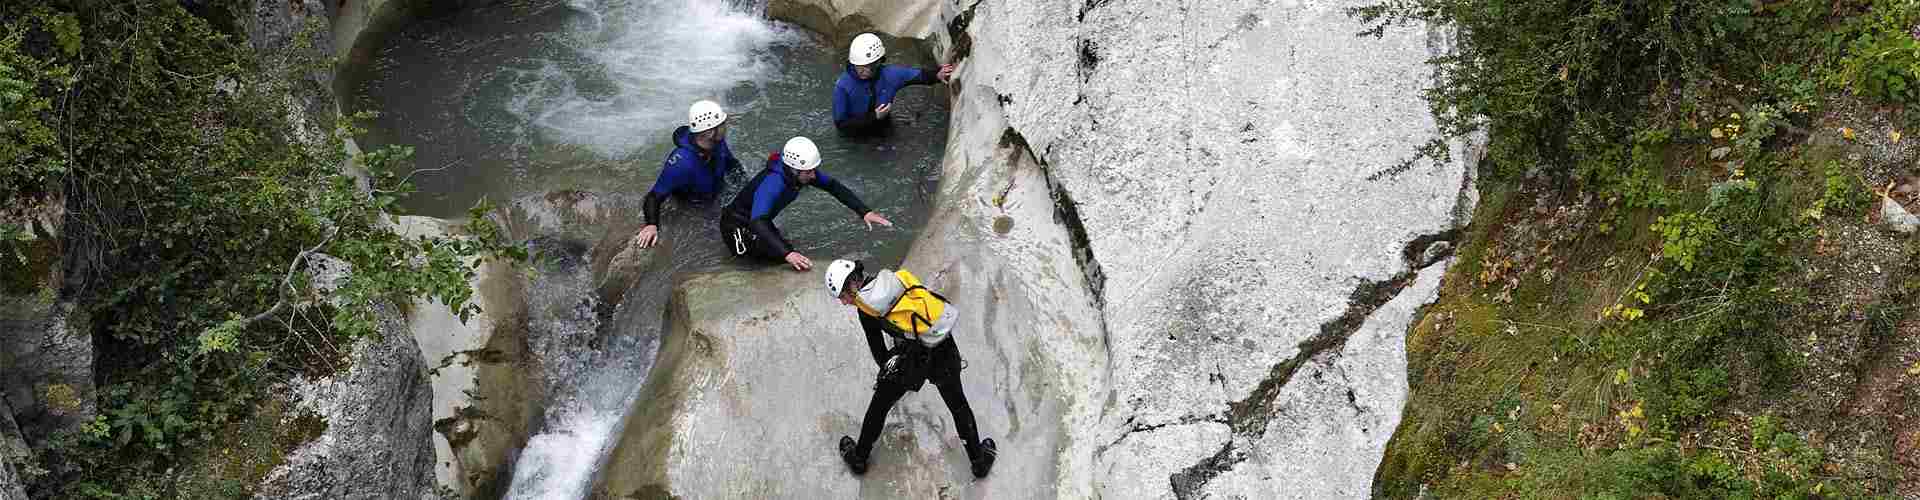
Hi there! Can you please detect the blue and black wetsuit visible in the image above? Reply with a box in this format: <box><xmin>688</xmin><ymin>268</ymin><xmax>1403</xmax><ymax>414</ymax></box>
<box><xmin>720</xmin><ymin>153</ymin><xmax>872</xmax><ymax>261</ymax></box>
<box><xmin>643</xmin><ymin>126</ymin><xmax>742</xmax><ymax>228</ymax></box>
<box><xmin>832</xmin><ymin>63</ymin><xmax>943</xmax><ymax>136</ymax></box>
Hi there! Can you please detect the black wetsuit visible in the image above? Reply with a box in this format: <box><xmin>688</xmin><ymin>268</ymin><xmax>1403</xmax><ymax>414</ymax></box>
<box><xmin>849</xmin><ymin>314</ymin><xmax>979</xmax><ymax>460</ymax></box>
<box><xmin>718</xmin><ymin>154</ymin><xmax>870</xmax><ymax>262</ymax></box>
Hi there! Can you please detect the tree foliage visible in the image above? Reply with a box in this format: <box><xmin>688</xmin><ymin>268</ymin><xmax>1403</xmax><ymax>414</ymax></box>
<box><xmin>0</xmin><ymin>1</ymin><xmax>520</xmax><ymax>496</ymax></box>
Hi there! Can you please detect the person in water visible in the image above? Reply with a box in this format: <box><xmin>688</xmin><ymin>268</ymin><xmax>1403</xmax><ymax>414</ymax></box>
<box><xmin>632</xmin><ymin>100</ymin><xmax>741</xmax><ymax>249</ymax></box>
<box><xmin>832</xmin><ymin>32</ymin><xmax>955</xmax><ymax>136</ymax></box>
<box><xmin>719</xmin><ymin>136</ymin><xmax>890</xmax><ymax>271</ymax></box>
<box><xmin>823</xmin><ymin>259</ymin><xmax>997</xmax><ymax>478</ymax></box>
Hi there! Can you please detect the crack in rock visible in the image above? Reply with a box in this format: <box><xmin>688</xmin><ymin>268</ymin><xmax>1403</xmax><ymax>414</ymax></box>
<box><xmin>946</xmin><ymin>0</ymin><xmax>979</xmax><ymax>62</ymax></box>
<box><xmin>997</xmin><ymin>128</ymin><xmax>1106</xmax><ymax>310</ymax></box>
<box><xmin>1167</xmin><ymin>229</ymin><xmax>1458</xmax><ymax>496</ymax></box>
<box><xmin>1169</xmin><ymin>441</ymin><xmax>1244</xmax><ymax>500</ymax></box>
<box><xmin>1078</xmin><ymin>0</ymin><xmax>1117</xmax><ymax>22</ymax></box>
<box><xmin>1101</xmin><ymin>412</ymin><xmax>1230</xmax><ymax>454</ymax></box>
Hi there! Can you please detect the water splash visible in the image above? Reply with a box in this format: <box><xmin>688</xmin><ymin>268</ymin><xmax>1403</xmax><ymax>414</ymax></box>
<box><xmin>525</xmin><ymin>0</ymin><xmax>802</xmax><ymax>157</ymax></box>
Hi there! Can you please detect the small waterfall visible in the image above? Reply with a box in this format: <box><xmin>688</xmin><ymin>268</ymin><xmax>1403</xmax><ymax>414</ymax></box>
<box><xmin>500</xmin><ymin>195</ymin><xmax>725</xmax><ymax>499</ymax></box>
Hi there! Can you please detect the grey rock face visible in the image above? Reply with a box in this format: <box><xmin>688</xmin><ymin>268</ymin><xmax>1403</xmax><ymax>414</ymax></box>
<box><xmin>0</xmin><ymin>303</ymin><xmax>93</xmax><ymax>451</ymax></box>
<box><xmin>246</xmin><ymin>0</ymin><xmax>336</xmax><ymax>139</ymax></box>
<box><xmin>0</xmin><ymin>397</ymin><xmax>27</xmax><ymax>500</ymax></box>
<box><xmin>0</xmin><ymin>194</ymin><xmax>94</xmax><ymax>450</ymax></box>
<box><xmin>255</xmin><ymin>292</ymin><xmax>437</xmax><ymax>500</ymax></box>
<box><xmin>956</xmin><ymin>0</ymin><xmax>1470</xmax><ymax>496</ymax></box>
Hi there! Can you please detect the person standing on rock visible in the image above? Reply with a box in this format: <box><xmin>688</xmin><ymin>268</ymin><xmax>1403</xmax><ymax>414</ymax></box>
<box><xmin>833</xmin><ymin>32</ymin><xmax>955</xmax><ymax>136</ymax></box>
<box><xmin>719</xmin><ymin>137</ymin><xmax>891</xmax><ymax>270</ymax></box>
<box><xmin>631</xmin><ymin>100</ymin><xmax>742</xmax><ymax>249</ymax></box>
<box><xmin>823</xmin><ymin>259</ymin><xmax>997</xmax><ymax>478</ymax></box>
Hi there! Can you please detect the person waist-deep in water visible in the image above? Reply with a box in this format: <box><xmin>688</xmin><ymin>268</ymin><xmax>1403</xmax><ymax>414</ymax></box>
<box><xmin>720</xmin><ymin>136</ymin><xmax>891</xmax><ymax>271</ymax></box>
<box><xmin>824</xmin><ymin>259</ymin><xmax>997</xmax><ymax>477</ymax></box>
<box><xmin>833</xmin><ymin>33</ymin><xmax>954</xmax><ymax>136</ymax></box>
<box><xmin>632</xmin><ymin>100</ymin><xmax>741</xmax><ymax>250</ymax></box>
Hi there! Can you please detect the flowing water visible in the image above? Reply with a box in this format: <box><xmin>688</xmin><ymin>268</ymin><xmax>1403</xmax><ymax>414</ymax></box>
<box><xmin>345</xmin><ymin>0</ymin><xmax>949</xmax><ymax>497</ymax></box>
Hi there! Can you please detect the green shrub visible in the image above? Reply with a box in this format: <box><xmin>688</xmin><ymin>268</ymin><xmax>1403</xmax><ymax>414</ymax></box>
<box><xmin>1835</xmin><ymin>0</ymin><xmax>1920</xmax><ymax>104</ymax></box>
<box><xmin>2</xmin><ymin>2</ymin><xmax>521</xmax><ymax>496</ymax></box>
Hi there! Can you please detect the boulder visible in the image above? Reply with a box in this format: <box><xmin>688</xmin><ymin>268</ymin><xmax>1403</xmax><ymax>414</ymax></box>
<box><xmin>1882</xmin><ymin>196</ymin><xmax>1918</xmax><ymax>234</ymax></box>
<box><xmin>254</xmin><ymin>257</ymin><xmax>438</xmax><ymax>500</ymax></box>
<box><xmin>0</xmin><ymin>397</ymin><xmax>27</xmax><ymax>500</ymax></box>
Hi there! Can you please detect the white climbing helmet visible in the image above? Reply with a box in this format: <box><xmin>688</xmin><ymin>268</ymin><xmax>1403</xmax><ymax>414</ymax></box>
<box><xmin>825</xmin><ymin>259</ymin><xmax>860</xmax><ymax>297</ymax></box>
<box><xmin>688</xmin><ymin>100</ymin><xmax>727</xmax><ymax>133</ymax></box>
<box><xmin>782</xmin><ymin>136</ymin><xmax>821</xmax><ymax>171</ymax></box>
<box><xmin>848</xmin><ymin>33</ymin><xmax>885</xmax><ymax>66</ymax></box>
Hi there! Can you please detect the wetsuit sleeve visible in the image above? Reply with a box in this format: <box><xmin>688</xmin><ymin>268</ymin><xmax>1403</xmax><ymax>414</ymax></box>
<box><xmin>905</xmin><ymin>66</ymin><xmax>941</xmax><ymax>86</ymax></box>
<box><xmin>816</xmin><ymin>172</ymin><xmax>872</xmax><ymax>216</ymax></box>
<box><xmin>832</xmin><ymin>85</ymin><xmax>854</xmax><ymax>123</ymax></box>
<box><xmin>643</xmin><ymin>162</ymin><xmax>691</xmax><ymax>226</ymax></box>
<box><xmin>857</xmin><ymin>313</ymin><xmax>890</xmax><ymax>368</ymax></box>
<box><xmin>834</xmin><ymin>85</ymin><xmax>883</xmax><ymax>132</ymax></box>
<box><xmin>642</xmin><ymin>192</ymin><xmax>665</xmax><ymax>227</ymax></box>
<box><xmin>746</xmin><ymin>177</ymin><xmax>795</xmax><ymax>257</ymax></box>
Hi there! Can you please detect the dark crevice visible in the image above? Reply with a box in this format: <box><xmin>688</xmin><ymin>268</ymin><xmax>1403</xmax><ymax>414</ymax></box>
<box><xmin>1077</xmin><ymin>39</ymin><xmax>1100</xmax><ymax>83</ymax></box>
<box><xmin>1169</xmin><ymin>441</ymin><xmax>1243</xmax><ymax>500</ymax></box>
<box><xmin>998</xmin><ymin>127</ymin><xmax>1106</xmax><ymax>311</ymax></box>
<box><xmin>1170</xmin><ymin>229</ymin><xmax>1457</xmax><ymax>494</ymax></box>
<box><xmin>1401</xmin><ymin>227</ymin><xmax>1461</xmax><ymax>267</ymax></box>
<box><xmin>1078</xmin><ymin>0</ymin><xmax>1117</xmax><ymax>22</ymax></box>
<box><xmin>1223</xmin><ymin>271</ymin><xmax>1415</xmax><ymax>436</ymax></box>
<box><xmin>1100</xmin><ymin>412</ymin><xmax>1229</xmax><ymax>454</ymax></box>
<box><xmin>997</xmin><ymin>125</ymin><xmax>1116</xmax><ymax>427</ymax></box>
<box><xmin>945</xmin><ymin>0</ymin><xmax>978</xmax><ymax>63</ymax></box>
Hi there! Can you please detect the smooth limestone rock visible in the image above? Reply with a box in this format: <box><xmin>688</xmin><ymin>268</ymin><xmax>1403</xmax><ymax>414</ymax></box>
<box><xmin>768</xmin><ymin>0</ymin><xmax>942</xmax><ymax>45</ymax></box>
<box><xmin>256</xmin><ymin>256</ymin><xmax>437</xmax><ymax>500</ymax></box>
<box><xmin>391</xmin><ymin>216</ymin><xmax>543</xmax><ymax>497</ymax></box>
<box><xmin>595</xmin><ymin>90</ymin><xmax>1109</xmax><ymax>498</ymax></box>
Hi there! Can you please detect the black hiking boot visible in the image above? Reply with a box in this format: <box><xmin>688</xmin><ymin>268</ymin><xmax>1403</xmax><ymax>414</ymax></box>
<box><xmin>839</xmin><ymin>435</ymin><xmax>868</xmax><ymax>475</ymax></box>
<box><xmin>967</xmin><ymin>438</ymin><xmax>997</xmax><ymax>478</ymax></box>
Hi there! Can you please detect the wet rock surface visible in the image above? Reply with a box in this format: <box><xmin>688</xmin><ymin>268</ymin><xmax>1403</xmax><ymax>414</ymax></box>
<box><xmin>390</xmin><ymin>215</ymin><xmax>545</xmax><ymax>497</ymax></box>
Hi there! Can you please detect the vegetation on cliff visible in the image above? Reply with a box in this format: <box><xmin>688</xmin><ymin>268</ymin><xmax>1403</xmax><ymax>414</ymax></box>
<box><xmin>1</xmin><ymin>1</ymin><xmax>516</xmax><ymax>497</ymax></box>
<box><xmin>1362</xmin><ymin>0</ymin><xmax>1920</xmax><ymax>497</ymax></box>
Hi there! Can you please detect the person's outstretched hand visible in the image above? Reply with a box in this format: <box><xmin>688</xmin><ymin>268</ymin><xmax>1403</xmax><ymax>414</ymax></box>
<box><xmin>863</xmin><ymin>212</ymin><xmax>893</xmax><ymax>230</ymax></box>
<box><xmin>785</xmin><ymin>251</ymin><xmax>813</xmax><ymax>271</ymax></box>
<box><xmin>632</xmin><ymin>224</ymin><xmax>659</xmax><ymax>249</ymax></box>
<box><xmin>875</xmin><ymin>103</ymin><xmax>892</xmax><ymax>119</ymax></box>
<box><xmin>937</xmin><ymin>64</ymin><xmax>955</xmax><ymax>82</ymax></box>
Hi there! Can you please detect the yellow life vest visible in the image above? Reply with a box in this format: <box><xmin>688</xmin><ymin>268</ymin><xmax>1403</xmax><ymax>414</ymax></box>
<box><xmin>853</xmin><ymin>270</ymin><xmax>950</xmax><ymax>338</ymax></box>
